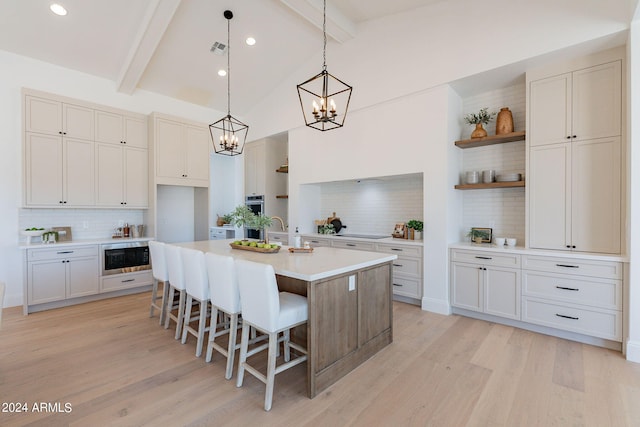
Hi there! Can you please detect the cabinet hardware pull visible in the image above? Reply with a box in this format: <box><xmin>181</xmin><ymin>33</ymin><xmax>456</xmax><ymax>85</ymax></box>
<box><xmin>121</xmin><ymin>279</ymin><xmax>135</xmax><ymax>283</ymax></box>
<box><xmin>391</xmin><ymin>248</ymin><xmax>403</xmax><ymax>251</ymax></box>
<box><xmin>555</xmin><ymin>313</ymin><xmax>579</xmax><ymax>320</ymax></box>
<box><xmin>475</xmin><ymin>256</ymin><xmax>492</xmax><ymax>260</ymax></box>
<box><xmin>572</xmin><ymin>135</ymin><xmax>577</xmax><ymax>138</ymax></box>
<box><xmin>57</xmin><ymin>251</ymin><xmax>73</xmax><ymax>254</ymax></box>
<box><xmin>566</xmin><ymin>136</ymin><xmax>571</xmax><ymax>139</ymax></box>
<box><xmin>311</xmin><ymin>240</ymin><xmax>319</xmax><ymax>243</ymax></box>
<box><xmin>393</xmin><ymin>264</ymin><xmax>403</xmax><ymax>267</ymax></box>
<box><xmin>392</xmin><ymin>283</ymin><xmax>403</xmax><ymax>287</ymax></box>
<box><xmin>556</xmin><ymin>286</ymin><xmax>579</xmax><ymax>291</ymax></box>
<box><xmin>346</xmin><ymin>243</ymin><xmax>356</xmax><ymax>247</ymax></box>
<box><xmin>556</xmin><ymin>264</ymin><xmax>579</xmax><ymax>268</ymax></box>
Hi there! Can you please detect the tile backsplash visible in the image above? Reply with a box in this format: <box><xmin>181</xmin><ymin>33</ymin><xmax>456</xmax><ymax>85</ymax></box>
<box><xmin>19</xmin><ymin>208</ymin><xmax>145</xmax><ymax>242</ymax></box>
<box><xmin>319</xmin><ymin>174</ymin><xmax>423</xmax><ymax>235</ymax></box>
<box><xmin>460</xmin><ymin>83</ymin><xmax>526</xmax><ymax>244</ymax></box>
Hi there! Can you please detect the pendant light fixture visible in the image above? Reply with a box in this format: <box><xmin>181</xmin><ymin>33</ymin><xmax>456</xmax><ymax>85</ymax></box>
<box><xmin>210</xmin><ymin>10</ymin><xmax>248</xmax><ymax>156</ymax></box>
<box><xmin>297</xmin><ymin>0</ymin><xmax>352</xmax><ymax>131</ymax></box>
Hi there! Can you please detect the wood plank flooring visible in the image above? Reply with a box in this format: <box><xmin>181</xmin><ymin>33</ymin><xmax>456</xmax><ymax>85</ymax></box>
<box><xmin>1</xmin><ymin>292</ymin><xmax>639</xmax><ymax>426</ymax></box>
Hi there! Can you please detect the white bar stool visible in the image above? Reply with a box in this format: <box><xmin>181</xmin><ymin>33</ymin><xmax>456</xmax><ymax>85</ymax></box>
<box><xmin>164</xmin><ymin>244</ymin><xmax>187</xmax><ymax>340</ymax></box>
<box><xmin>148</xmin><ymin>241</ymin><xmax>169</xmax><ymax>325</ymax></box>
<box><xmin>235</xmin><ymin>259</ymin><xmax>308</xmax><ymax>411</ymax></box>
<box><xmin>204</xmin><ymin>253</ymin><xmax>242</xmax><ymax>379</ymax></box>
<box><xmin>180</xmin><ymin>247</ymin><xmax>210</xmax><ymax>357</ymax></box>
<box><xmin>0</xmin><ymin>281</ymin><xmax>5</xmax><ymax>330</ymax></box>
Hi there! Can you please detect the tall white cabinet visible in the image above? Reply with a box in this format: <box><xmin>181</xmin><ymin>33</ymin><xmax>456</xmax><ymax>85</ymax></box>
<box><xmin>527</xmin><ymin>57</ymin><xmax>623</xmax><ymax>254</ymax></box>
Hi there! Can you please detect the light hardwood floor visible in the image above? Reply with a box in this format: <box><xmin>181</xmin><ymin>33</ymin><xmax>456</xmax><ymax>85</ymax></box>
<box><xmin>1</xmin><ymin>292</ymin><xmax>639</xmax><ymax>426</ymax></box>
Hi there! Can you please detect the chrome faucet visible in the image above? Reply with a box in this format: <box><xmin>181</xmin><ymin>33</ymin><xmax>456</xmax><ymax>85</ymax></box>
<box><xmin>271</xmin><ymin>216</ymin><xmax>286</xmax><ymax>231</ymax></box>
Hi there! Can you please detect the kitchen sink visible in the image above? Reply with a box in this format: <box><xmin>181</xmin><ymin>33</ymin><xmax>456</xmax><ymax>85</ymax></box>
<box><xmin>333</xmin><ymin>233</ymin><xmax>389</xmax><ymax>239</ymax></box>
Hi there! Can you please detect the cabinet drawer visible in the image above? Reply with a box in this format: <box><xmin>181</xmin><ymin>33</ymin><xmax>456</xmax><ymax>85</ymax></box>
<box><xmin>391</xmin><ymin>257</ymin><xmax>420</xmax><ymax>276</ymax></box>
<box><xmin>392</xmin><ymin>276</ymin><xmax>421</xmax><ymax>299</ymax></box>
<box><xmin>302</xmin><ymin>236</ymin><xmax>331</xmax><ymax>247</ymax></box>
<box><xmin>522</xmin><ymin>297</ymin><xmax>621</xmax><ymax>341</ymax></box>
<box><xmin>376</xmin><ymin>243</ymin><xmax>422</xmax><ymax>258</ymax></box>
<box><xmin>28</xmin><ymin>245</ymin><xmax>98</xmax><ymax>261</ymax></box>
<box><xmin>269</xmin><ymin>234</ymin><xmax>289</xmax><ymax>245</ymax></box>
<box><xmin>522</xmin><ymin>255</ymin><xmax>622</xmax><ymax>279</ymax></box>
<box><xmin>522</xmin><ymin>271</ymin><xmax>621</xmax><ymax>310</ymax></box>
<box><xmin>331</xmin><ymin>240</ymin><xmax>376</xmax><ymax>251</ymax></box>
<box><xmin>101</xmin><ymin>271</ymin><xmax>152</xmax><ymax>292</ymax></box>
<box><xmin>451</xmin><ymin>250</ymin><xmax>521</xmax><ymax>268</ymax></box>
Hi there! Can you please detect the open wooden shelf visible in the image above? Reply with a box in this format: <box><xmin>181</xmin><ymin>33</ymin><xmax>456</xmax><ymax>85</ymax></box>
<box><xmin>276</xmin><ymin>166</ymin><xmax>288</xmax><ymax>173</ymax></box>
<box><xmin>276</xmin><ymin>195</ymin><xmax>289</xmax><ymax>199</ymax></box>
<box><xmin>454</xmin><ymin>180</ymin><xmax>525</xmax><ymax>190</ymax></box>
<box><xmin>455</xmin><ymin>131</ymin><xmax>526</xmax><ymax>149</ymax></box>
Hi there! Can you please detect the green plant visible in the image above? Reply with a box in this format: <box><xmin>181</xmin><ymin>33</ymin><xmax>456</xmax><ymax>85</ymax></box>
<box><xmin>229</xmin><ymin>205</ymin><xmax>255</xmax><ymax>228</ymax></box>
<box><xmin>252</xmin><ymin>213</ymin><xmax>273</xmax><ymax>230</ymax></box>
<box><xmin>406</xmin><ymin>220</ymin><xmax>423</xmax><ymax>232</ymax></box>
<box><xmin>318</xmin><ymin>223</ymin><xmax>335</xmax><ymax>234</ymax></box>
<box><xmin>466</xmin><ymin>228</ymin><xmax>489</xmax><ymax>241</ymax></box>
<box><xmin>464</xmin><ymin>107</ymin><xmax>496</xmax><ymax>125</ymax></box>
<box><xmin>222</xmin><ymin>213</ymin><xmax>234</xmax><ymax>224</ymax></box>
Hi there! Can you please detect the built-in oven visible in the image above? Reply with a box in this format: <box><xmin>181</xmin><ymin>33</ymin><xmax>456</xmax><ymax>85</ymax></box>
<box><xmin>245</xmin><ymin>195</ymin><xmax>265</xmax><ymax>240</ymax></box>
<box><xmin>101</xmin><ymin>241</ymin><xmax>150</xmax><ymax>276</ymax></box>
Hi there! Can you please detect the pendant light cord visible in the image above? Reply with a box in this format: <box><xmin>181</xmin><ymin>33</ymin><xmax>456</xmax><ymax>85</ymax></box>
<box><xmin>322</xmin><ymin>0</ymin><xmax>327</xmax><ymax>71</ymax></box>
<box><xmin>226</xmin><ymin>15</ymin><xmax>231</xmax><ymax>116</ymax></box>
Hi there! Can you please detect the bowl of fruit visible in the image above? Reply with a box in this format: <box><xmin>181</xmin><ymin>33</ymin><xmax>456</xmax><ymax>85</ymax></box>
<box><xmin>21</xmin><ymin>227</ymin><xmax>48</xmax><ymax>237</ymax></box>
<box><xmin>229</xmin><ymin>240</ymin><xmax>281</xmax><ymax>253</ymax></box>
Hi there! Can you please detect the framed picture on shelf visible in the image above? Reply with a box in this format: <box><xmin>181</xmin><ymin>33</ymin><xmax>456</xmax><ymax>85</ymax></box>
<box><xmin>392</xmin><ymin>223</ymin><xmax>406</xmax><ymax>238</ymax></box>
<box><xmin>470</xmin><ymin>227</ymin><xmax>492</xmax><ymax>243</ymax></box>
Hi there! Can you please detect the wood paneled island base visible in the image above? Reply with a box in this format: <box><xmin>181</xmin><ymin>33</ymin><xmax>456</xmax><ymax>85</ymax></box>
<box><xmin>172</xmin><ymin>240</ymin><xmax>396</xmax><ymax>399</ymax></box>
<box><xmin>278</xmin><ymin>262</ymin><xmax>393</xmax><ymax>398</ymax></box>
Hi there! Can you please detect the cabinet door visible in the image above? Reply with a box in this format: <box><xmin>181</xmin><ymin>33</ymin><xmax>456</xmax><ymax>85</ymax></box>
<box><xmin>64</xmin><ymin>138</ymin><xmax>95</xmax><ymax>206</ymax></box>
<box><xmin>156</xmin><ymin>118</ymin><xmax>184</xmax><ymax>179</ymax></box>
<box><xmin>67</xmin><ymin>257</ymin><xmax>99</xmax><ymax>298</ymax></box>
<box><xmin>63</xmin><ymin>103</ymin><xmax>94</xmax><ymax>140</ymax></box>
<box><xmin>185</xmin><ymin>124</ymin><xmax>210</xmax><ymax>183</ymax></box>
<box><xmin>571</xmin><ymin>137</ymin><xmax>621</xmax><ymax>253</ymax></box>
<box><xmin>25</xmin><ymin>96</ymin><xmax>62</xmax><ymax>135</ymax></box>
<box><xmin>529</xmin><ymin>73</ymin><xmax>571</xmax><ymax>147</ymax></box>
<box><xmin>124</xmin><ymin>147</ymin><xmax>149</xmax><ymax>207</ymax></box>
<box><xmin>28</xmin><ymin>260</ymin><xmax>66</xmax><ymax>304</ymax></box>
<box><xmin>572</xmin><ymin>61</ymin><xmax>621</xmax><ymax>141</ymax></box>
<box><xmin>484</xmin><ymin>267</ymin><xmax>520</xmax><ymax>320</ymax></box>
<box><xmin>95</xmin><ymin>110</ymin><xmax>124</xmax><ymax>144</ymax></box>
<box><xmin>95</xmin><ymin>143</ymin><xmax>124</xmax><ymax>206</ymax></box>
<box><xmin>244</xmin><ymin>142</ymin><xmax>266</xmax><ymax>196</ymax></box>
<box><xmin>25</xmin><ymin>133</ymin><xmax>63</xmax><ymax>206</ymax></box>
<box><xmin>529</xmin><ymin>144</ymin><xmax>571</xmax><ymax>250</ymax></box>
<box><xmin>124</xmin><ymin>116</ymin><xmax>147</xmax><ymax>148</ymax></box>
<box><xmin>451</xmin><ymin>262</ymin><xmax>483</xmax><ymax>312</ymax></box>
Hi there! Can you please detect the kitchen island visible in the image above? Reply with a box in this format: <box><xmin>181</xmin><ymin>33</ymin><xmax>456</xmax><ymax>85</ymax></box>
<box><xmin>172</xmin><ymin>239</ymin><xmax>397</xmax><ymax>398</ymax></box>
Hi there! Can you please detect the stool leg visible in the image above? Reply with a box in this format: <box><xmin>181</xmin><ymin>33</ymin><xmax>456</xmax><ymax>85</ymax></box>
<box><xmin>283</xmin><ymin>329</ymin><xmax>291</xmax><ymax>362</ymax></box>
<box><xmin>181</xmin><ymin>295</ymin><xmax>193</xmax><ymax>343</ymax></box>
<box><xmin>150</xmin><ymin>279</ymin><xmax>159</xmax><ymax>318</ymax></box>
<box><xmin>236</xmin><ymin>323</ymin><xmax>251</xmax><ymax>388</ymax></box>
<box><xmin>264</xmin><ymin>332</ymin><xmax>278</xmax><ymax>411</ymax></box>
<box><xmin>195</xmin><ymin>300</ymin><xmax>207</xmax><ymax>357</ymax></box>
<box><xmin>175</xmin><ymin>290</ymin><xmax>186</xmax><ymax>340</ymax></box>
<box><xmin>159</xmin><ymin>281</ymin><xmax>169</xmax><ymax>326</ymax></box>
<box><xmin>205</xmin><ymin>307</ymin><xmax>219</xmax><ymax>363</ymax></box>
<box><xmin>225</xmin><ymin>313</ymin><xmax>239</xmax><ymax>380</ymax></box>
<box><xmin>164</xmin><ymin>286</ymin><xmax>175</xmax><ymax>330</ymax></box>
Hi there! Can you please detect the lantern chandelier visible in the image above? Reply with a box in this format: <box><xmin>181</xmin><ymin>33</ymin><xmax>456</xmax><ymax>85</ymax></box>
<box><xmin>209</xmin><ymin>10</ymin><xmax>248</xmax><ymax>156</ymax></box>
<box><xmin>297</xmin><ymin>0</ymin><xmax>352</xmax><ymax>131</ymax></box>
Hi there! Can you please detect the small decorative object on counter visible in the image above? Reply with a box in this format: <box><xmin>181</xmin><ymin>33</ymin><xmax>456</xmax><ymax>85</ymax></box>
<box><xmin>293</xmin><ymin>227</ymin><xmax>302</xmax><ymax>248</ymax></box>
<box><xmin>406</xmin><ymin>220</ymin><xmax>424</xmax><ymax>240</ymax></box>
<box><xmin>467</xmin><ymin>227</ymin><xmax>492</xmax><ymax>244</ymax></box>
<box><xmin>318</xmin><ymin>223</ymin><xmax>335</xmax><ymax>234</ymax></box>
<box><xmin>464</xmin><ymin>107</ymin><xmax>497</xmax><ymax>139</ymax></box>
<box><xmin>495</xmin><ymin>107</ymin><xmax>514</xmax><ymax>135</ymax></box>
<box><xmin>392</xmin><ymin>223</ymin><xmax>406</xmax><ymax>239</ymax></box>
<box><xmin>123</xmin><ymin>223</ymin><xmax>130</xmax><ymax>238</ymax></box>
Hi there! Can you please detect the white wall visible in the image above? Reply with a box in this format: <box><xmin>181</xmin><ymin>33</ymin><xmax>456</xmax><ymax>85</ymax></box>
<box><xmin>0</xmin><ymin>51</ymin><xmax>224</xmax><ymax>307</ymax></box>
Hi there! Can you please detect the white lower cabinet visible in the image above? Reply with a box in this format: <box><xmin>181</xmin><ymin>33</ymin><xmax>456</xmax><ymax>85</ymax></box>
<box><xmin>450</xmin><ymin>249</ymin><xmax>521</xmax><ymax>320</ymax></box>
<box><xmin>450</xmin><ymin>247</ymin><xmax>624</xmax><ymax>344</ymax></box>
<box><xmin>302</xmin><ymin>236</ymin><xmax>331</xmax><ymax>248</ymax></box>
<box><xmin>27</xmin><ymin>245</ymin><xmax>99</xmax><ymax>305</ymax></box>
<box><xmin>101</xmin><ymin>270</ymin><xmax>153</xmax><ymax>292</ymax></box>
<box><xmin>376</xmin><ymin>242</ymin><xmax>423</xmax><ymax>301</ymax></box>
<box><xmin>268</xmin><ymin>232</ymin><xmax>288</xmax><ymax>245</ymax></box>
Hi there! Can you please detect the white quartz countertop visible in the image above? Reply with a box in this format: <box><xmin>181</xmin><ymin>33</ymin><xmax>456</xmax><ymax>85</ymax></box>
<box><xmin>172</xmin><ymin>239</ymin><xmax>397</xmax><ymax>282</ymax></box>
<box><xmin>19</xmin><ymin>237</ymin><xmax>154</xmax><ymax>249</ymax></box>
<box><xmin>301</xmin><ymin>233</ymin><xmax>423</xmax><ymax>247</ymax></box>
<box><xmin>450</xmin><ymin>242</ymin><xmax>629</xmax><ymax>262</ymax></box>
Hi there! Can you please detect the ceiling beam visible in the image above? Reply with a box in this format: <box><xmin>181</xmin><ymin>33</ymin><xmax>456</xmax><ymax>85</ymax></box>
<box><xmin>116</xmin><ymin>0</ymin><xmax>182</xmax><ymax>95</ymax></box>
<box><xmin>280</xmin><ymin>0</ymin><xmax>357</xmax><ymax>43</ymax></box>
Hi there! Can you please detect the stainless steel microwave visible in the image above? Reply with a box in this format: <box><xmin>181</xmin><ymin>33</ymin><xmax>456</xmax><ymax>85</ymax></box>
<box><xmin>101</xmin><ymin>242</ymin><xmax>150</xmax><ymax>276</ymax></box>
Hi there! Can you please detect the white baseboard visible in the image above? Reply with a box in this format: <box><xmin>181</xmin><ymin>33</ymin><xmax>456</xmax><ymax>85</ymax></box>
<box><xmin>626</xmin><ymin>339</ymin><xmax>640</xmax><ymax>363</ymax></box>
<box><xmin>421</xmin><ymin>297</ymin><xmax>451</xmax><ymax>315</ymax></box>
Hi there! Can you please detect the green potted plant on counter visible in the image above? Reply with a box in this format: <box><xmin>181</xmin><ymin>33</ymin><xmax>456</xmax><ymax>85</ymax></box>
<box><xmin>251</xmin><ymin>214</ymin><xmax>273</xmax><ymax>245</ymax></box>
<box><xmin>407</xmin><ymin>220</ymin><xmax>423</xmax><ymax>240</ymax></box>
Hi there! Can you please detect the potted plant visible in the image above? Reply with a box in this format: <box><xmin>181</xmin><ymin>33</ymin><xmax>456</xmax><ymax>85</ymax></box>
<box><xmin>406</xmin><ymin>220</ymin><xmax>423</xmax><ymax>240</ymax></box>
<box><xmin>229</xmin><ymin>205</ymin><xmax>255</xmax><ymax>229</ymax></box>
<box><xmin>251</xmin><ymin>213</ymin><xmax>273</xmax><ymax>244</ymax></box>
<box><xmin>466</xmin><ymin>228</ymin><xmax>489</xmax><ymax>244</ymax></box>
<box><xmin>464</xmin><ymin>107</ymin><xmax>496</xmax><ymax>138</ymax></box>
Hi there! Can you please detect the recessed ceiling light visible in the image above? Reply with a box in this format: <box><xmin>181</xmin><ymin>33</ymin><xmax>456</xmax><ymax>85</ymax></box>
<box><xmin>218</xmin><ymin>69</ymin><xmax>227</xmax><ymax>77</ymax></box>
<box><xmin>50</xmin><ymin>3</ymin><xmax>67</xmax><ymax>16</ymax></box>
<box><xmin>245</xmin><ymin>37</ymin><xmax>256</xmax><ymax>46</ymax></box>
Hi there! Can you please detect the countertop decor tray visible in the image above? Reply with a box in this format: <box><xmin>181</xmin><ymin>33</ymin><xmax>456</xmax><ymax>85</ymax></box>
<box><xmin>288</xmin><ymin>247</ymin><xmax>314</xmax><ymax>253</ymax></box>
<box><xmin>229</xmin><ymin>243</ymin><xmax>280</xmax><ymax>253</ymax></box>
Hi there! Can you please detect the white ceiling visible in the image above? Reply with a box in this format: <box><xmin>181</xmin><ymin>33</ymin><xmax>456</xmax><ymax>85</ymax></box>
<box><xmin>0</xmin><ymin>0</ymin><xmax>445</xmax><ymax>115</ymax></box>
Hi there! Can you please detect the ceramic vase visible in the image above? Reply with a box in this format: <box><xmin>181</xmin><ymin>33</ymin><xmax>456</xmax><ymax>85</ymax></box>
<box><xmin>470</xmin><ymin>123</ymin><xmax>487</xmax><ymax>138</ymax></box>
<box><xmin>495</xmin><ymin>107</ymin><xmax>514</xmax><ymax>135</ymax></box>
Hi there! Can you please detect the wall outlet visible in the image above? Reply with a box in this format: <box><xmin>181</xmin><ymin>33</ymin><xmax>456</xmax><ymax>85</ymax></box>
<box><xmin>348</xmin><ymin>275</ymin><xmax>356</xmax><ymax>291</ymax></box>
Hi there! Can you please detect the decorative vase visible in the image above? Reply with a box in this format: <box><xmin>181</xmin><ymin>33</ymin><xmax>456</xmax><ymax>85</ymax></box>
<box><xmin>470</xmin><ymin>123</ymin><xmax>487</xmax><ymax>138</ymax></box>
<box><xmin>414</xmin><ymin>231</ymin><xmax>422</xmax><ymax>240</ymax></box>
<box><xmin>495</xmin><ymin>107</ymin><xmax>514</xmax><ymax>135</ymax></box>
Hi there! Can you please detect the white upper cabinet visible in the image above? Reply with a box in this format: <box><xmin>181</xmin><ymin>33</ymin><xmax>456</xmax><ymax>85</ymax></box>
<box><xmin>152</xmin><ymin>115</ymin><xmax>210</xmax><ymax>187</ymax></box>
<box><xmin>26</xmin><ymin>95</ymin><xmax>94</xmax><ymax>140</ymax></box>
<box><xmin>95</xmin><ymin>110</ymin><xmax>147</xmax><ymax>148</ymax></box>
<box><xmin>244</xmin><ymin>141</ymin><xmax>266</xmax><ymax>196</ymax></box>
<box><xmin>95</xmin><ymin>144</ymin><xmax>148</xmax><ymax>208</ymax></box>
<box><xmin>529</xmin><ymin>60</ymin><xmax>621</xmax><ymax>147</ymax></box>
